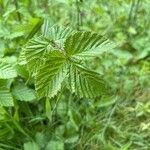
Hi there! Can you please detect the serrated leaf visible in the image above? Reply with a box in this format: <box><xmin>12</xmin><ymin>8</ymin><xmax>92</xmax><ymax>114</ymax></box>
<box><xmin>0</xmin><ymin>87</ymin><xmax>14</xmax><ymax>107</ymax></box>
<box><xmin>18</xmin><ymin>49</ymin><xmax>27</xmax><ymax>65</ymax></box>
<box><xmin>35</xmin><ymin>51</ymin><xmax>68</xmax><ymax>99</ymax></box>
<box><xmin>25</xmin><ymin>27</ymin><xmax>111</xmax><ymax>99</ymax></box>
<box><xmin>43</xmin><ymin>24</ymin><xmax>75</xmax><ymax>49</ymax></box>
<box><xmin>12</xmin><ymin>84</ymin><xmax>36</xmax><ymax>101</ymax></box>
<box><xmin>68</xmin><ymin>63</ymin><xmax>109</xmax><ymax>98</ymax></box>
<box><xmin>45</xmin><ymin>24</ymin><xmax>75</xmax><ymax>41</ymax></box>
<box><xmin>73</xmin><ymin>41</ymin><xmax>116</xmax><ymax>59</ymax></box>
<box><xmin>0</xmin><ymin>63</ymin><xmax>17</xmax><ymax>79</ymax></box>
<box><xmin>25</xmin><ymin>36</ymin><xmax>49</xmax><ymax>72</ymax></box>
<box><xmin>64</xmin><ymin>31</ymin><xmax>107</xmax><ymax>56</ymax></box>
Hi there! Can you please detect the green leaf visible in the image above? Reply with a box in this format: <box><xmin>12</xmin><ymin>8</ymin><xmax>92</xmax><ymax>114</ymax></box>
<box><xmin>46</xmin><ymin>141</ymin><xmax>64</xmax><ymax>150</ymax></box>
<box><xmin>23</xmin><ymin>141</ymin><xmax>40</xmax><ymax>150</ymax></box>
<box><xmin>73</xmin><ymin>41</ymin><xmax>116</xmax><ymax>59</ymax></box>
<box><xmin>35</xmin><ymin>51</ymin><xmax>68</xmax><ymax>99</ymax></box>
<box><xmin>25</xmin><ymin>36</ymin><xmax>49</xmax><ymax>72</ymax></box>
<box><xmin>18</xmin><ymin>49</ymin><xmax>27</xmax><ymax>65</ymax></box>
<box><xmin>25</xmin><ymin>28</ymin><xmax>111</xmax><ymax>99</ymax></box>
<box><xmin>43</xmin><ymin>24</ymin><xmax>75</xmax><ymax>49</ymax></box>
<box><xmin>64</xmin><ymin>31</ymin><xmax>107</xmax><ymax>56</ymax></box>
<box><xmin>68</xmin><ymin>63</ymin><xmax>109</xmax><ymax>98</ymax></box>
<box><xmin>0</xmin><ymin>87</ymin><xmax>14</xmax><ymax>107</ymax></box>
<box><xmin>44</xmin><ymin>24</ymin><xmax>75</xmax><ymax>41</ymax></box>
<box><xmin>12</xmin><ymin>84</ymin><xmax>36</xmax><ymax>101</ymax></box>
<box><xmin>0</xmin><ymin>63</ymin><xmax>17</xmax><ymax>79</ymax></box>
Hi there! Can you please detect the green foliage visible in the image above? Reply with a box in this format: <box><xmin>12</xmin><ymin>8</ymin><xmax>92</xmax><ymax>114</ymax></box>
<box><xmin>0</xmin><ymin>0</ymin><xmax>150</xmax><ymax>150</ymax></box>
<box><xmin>12</xmin><ymin>83</ymin><xmax>36</xmax><ymax>101</ymax></box>
<box><xmin>23</xmin><ymin>26</ymin><xmax>112</xmax><ymax>99</ymax></box>
<box><xmin>68</xmin><ymin>63</ymin><xmax>108</xmax><ymax>98</ymax></box>
<box><xmin>0</xmin><ymin>87</ymin><xmax>14</xmax><ymax>107</ymax></box>
<box><xmin>0</xmin><ymin>62</ymin><xmax>17</xmax><ymax>79</ymax></box>
<box><xmin>64</xmin><ymin>31</ymin><xmax>106</xmax><ymax>56</ymax></box>
<box><xmin>23</xmin><ymin>141</ymin><xmax>40</xmax><ymax>150</ymax></box>
<box><xmin>35</xmin><ymin>51</ymin><xmax>68</xmax><ymax>98</ymax></box>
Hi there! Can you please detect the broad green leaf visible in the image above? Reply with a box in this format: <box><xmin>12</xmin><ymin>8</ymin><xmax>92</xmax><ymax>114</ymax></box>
<box><xmin>0</xmin><ymin>63</ymin><xmax>17</xmax><ymax>79</ymax></box>
<box><xmin>0</xmin><ymin>87</ymin><xmax>14</xmax><ymax>107</ymax></box>
<box><xmin>43</xmin><ymin>24</ymin><xmax>75</xmax><ymax>49</ymax></box>
<box><xmin>23</xmin><ymin>141</ymin><xmax>40</xmax><ymax>150</ymax></box>
<box><xmin>64</xmin><ymin>31</ymin><xmax>107</xmax><ymax>56</ymax></box>
<box><xmin>73</xmin><ymin>41</ymin><xmax>116</xmax><ymax>59</ymax></box>
<box><xmin>35</xmin><ymin>51</ymin><xmax>68</xmax><ymax>98</ymax></box>
<box><xmin>68</xmin><ymin>63</ymin><xmax>109</xmax><ymax>98</ymax></box>
<box><xmin>25</xmin><ymin>36</ymin><xmax>49</xmax><ymax>72</ymax></box>
<box><xmin>46</xmin><ymin>141</ymin><xmax>64</xmax><ymax>150</ymax></box>
<box><xmin>16</xmin><ymin>64</ymin><xmax>29</xmax><ymax>79</ymax></box>
<box><xmin>35</xmin><ymin>132</ymin><xmax>48</xmax><ymax>148</ymax></box>
<box><xmin>12</xmin><ymin>84</ymin><xmax>36</xmax><ymax>101</ymax></box>
<box><xmin>45</xmin><ymin>24</ymin><xmax>75</xmax><ymax>41</ymax></box>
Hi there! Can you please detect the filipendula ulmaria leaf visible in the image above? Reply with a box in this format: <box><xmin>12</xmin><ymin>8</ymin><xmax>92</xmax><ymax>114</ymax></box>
<box><xmin>64</xmin><ymin>31</ymin><xmax>112</xmax><ymax>57</ymax></box>
<box><xmin>25</xmin><ymin>36</ymin><xmax>49</xmax><ymax>73</ymax></box>
<box><xmin>68</xmin><ymin>63</ymin><xmax>109</xmax><ymax>99</ymax></box>
<box><xmin>35</xmin><ymin>51</ymin><xmax>68</xmax><ymax>99</ymax></box>
<box><xmin>0</xmin><ymin>62</ymin><xmax>17</xmax><ymax>79</ymax></box>
<box><xmin>0</xmin><ymin>86</ymin><xmax>14</xmax><ymax>107</ymax></box>
<box><xmin>12</xmin><ymin>84</ymin><xmax>36</xmax><ymax>101</ymax></box>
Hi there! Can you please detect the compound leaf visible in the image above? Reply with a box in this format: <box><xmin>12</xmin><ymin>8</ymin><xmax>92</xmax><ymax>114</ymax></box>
<box><xmin>68</xmin><ymin>63</ymin><xmax>109</xmax><ymax>99</ymax></box>
<box><xmin>35</xmin><ymin>51</ymin><xmax>68</xmax><ymax>99</ymax></box>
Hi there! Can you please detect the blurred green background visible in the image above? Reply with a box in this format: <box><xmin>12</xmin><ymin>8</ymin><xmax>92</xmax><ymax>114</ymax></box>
<box><xmin>0</xmin><ymin>0</ymin><xmax>150</xmax><ymax>150</ymax></box>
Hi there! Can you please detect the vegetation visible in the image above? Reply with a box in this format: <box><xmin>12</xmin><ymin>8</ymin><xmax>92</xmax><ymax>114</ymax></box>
<box><xmin>0</xmin><ymin>0</ymin><xmax>150</xmax><ymax>149</ymax></box>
